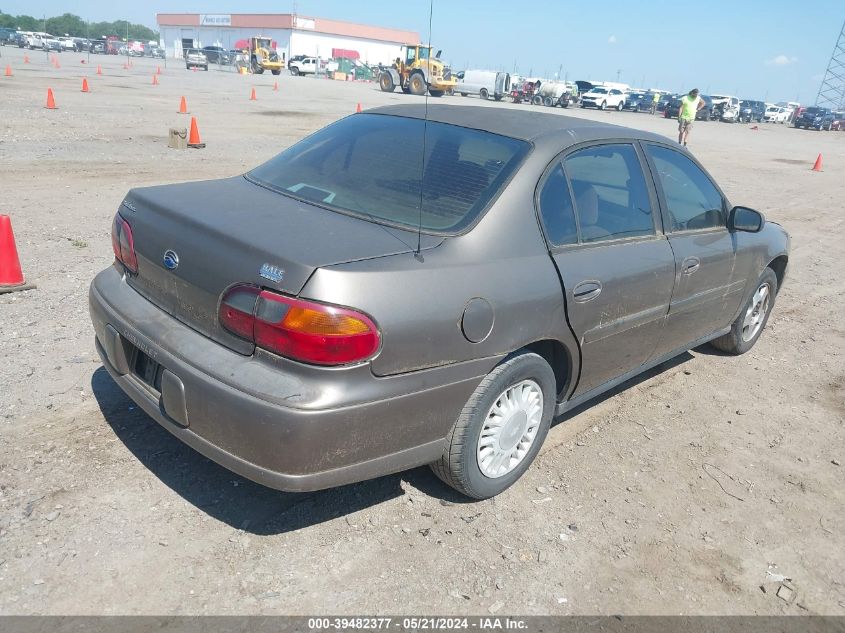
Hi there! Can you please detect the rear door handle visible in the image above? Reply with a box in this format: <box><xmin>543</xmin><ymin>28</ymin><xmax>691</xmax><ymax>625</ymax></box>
<box><xmin>682</xmin><ymin>257</ymin><xmax>701</xmax><ymax>275</ymax></box>
<box><xmin>572</xmin><ymin>280</ymin><xmax>602</xmax><ymax>303</ymax></box>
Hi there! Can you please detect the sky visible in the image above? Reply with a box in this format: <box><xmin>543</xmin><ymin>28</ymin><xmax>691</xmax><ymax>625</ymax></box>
<box><xmin>3</xmin><ymin>0</ymin><xmax>841</xmax><ymax>103</ymax></box>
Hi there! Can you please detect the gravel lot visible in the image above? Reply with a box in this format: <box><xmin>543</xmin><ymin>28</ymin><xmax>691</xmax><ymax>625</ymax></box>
<box><xmin>1</xmin><ymin>46</ymin><xmax>843</xmax><ymax>615</ymax></box>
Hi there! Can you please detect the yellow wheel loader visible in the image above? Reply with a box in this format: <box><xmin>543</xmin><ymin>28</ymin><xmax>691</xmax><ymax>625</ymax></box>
<box><xmin>378</xmin><ymin>44</ymin><xmax>456</xmax><ymax>97</ymax></box>
<box><xmin>248</xmin><ymin>36</ymin><xmax>283</xmax><ymax>75</ymax></box>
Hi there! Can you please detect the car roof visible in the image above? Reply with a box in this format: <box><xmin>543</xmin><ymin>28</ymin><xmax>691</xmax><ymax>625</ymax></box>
<box><xmin>366</xmin><ymin>104</ymin><xmax>670</xmax><ymax>147</ymax></box>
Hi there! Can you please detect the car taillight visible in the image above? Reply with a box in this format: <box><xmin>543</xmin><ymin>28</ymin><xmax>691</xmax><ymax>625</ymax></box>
<box><xmin>111</xmin><ymin>212</ymin><xmax>138</xmax><ymax>273</ymax></box>
<box><xmin>219</xmin><ymin>285</ymin><xmax>380</xmax><ymax>366</ymax></box>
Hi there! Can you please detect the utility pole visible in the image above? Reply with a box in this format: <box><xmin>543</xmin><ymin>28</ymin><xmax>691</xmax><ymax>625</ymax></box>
<box><xmin>616</xmin><ymin>69</ymin><xmax>622</xmax><ymax>82</ymax></box>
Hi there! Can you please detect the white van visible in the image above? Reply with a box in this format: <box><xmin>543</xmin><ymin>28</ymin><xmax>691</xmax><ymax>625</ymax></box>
<box><xmin>711</xmin><ymin>95</ymin><xmax>740</xmax><ymax>122</ymax></box>
<box><xmin>457</xmin><ymin>69</ymin><xmax>511</xmax><ymax>101</ymax></box>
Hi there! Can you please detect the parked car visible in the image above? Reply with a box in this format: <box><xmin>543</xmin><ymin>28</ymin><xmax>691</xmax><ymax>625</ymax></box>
<box><xmin>831</xmin><ymin>112</ymin><xmax>845</xmax><ymax>131</ymax></box>
<box><xmin>623</xmin><ymin>92</ymin><xmax>646</xmax><ymax>111</ymax></box>
<box><xmin>42</xmin><ymin>37</ymin><xmax>63</xmax><ymax>53</ymax></box>
<box><xmin>764</xmin><ymin>105</ymin><xmax>789</xmax><ymax>124</ymax></box>
<box><xmin>580</xmin><ymin>86</ymin><xmax>627</xmax><ymax>110</ymax></box>
<box><xmin>289</xmin><ymin>56</ymin><xmax>319</xmax><ymax>76</ymax></box>
<box><xmin>457</xmin><ymin>69</ymin><xmax>511</xmax><ymax>101</ymax></box>
<box><xmin>738</xmin><ymin>100</ymin><xmax>766</xmax><ymax>123</ymax></box>
<box><xmin>147</xmin><ymin>45</ymin><xmax>165</xmax><ymax>59</ymax></box>
<box><xmin>90</xmin><ymin>105</ymin><xmax>789</xmax><ymax>499</ymax></box>
<box><xmin>793</xmin><ymin>106</ymin><xmax>834</xmax><ymax>130</ymax></box>
<box><xmin>287</xmin><ymin>54</ymin><xmax>308</xmax><ymax>69</ymax></box>
<box><xmin>712</xmin><ymin>96</ymin><xmax>740</xmax><ymax>122</ymax></box>
<box><xmin>202</xmin><ymin>45</ymin><xmax>232</xmax><ymax>65</ymax></box>
<box><xmin>656</xmin><ymin>93</ymin><xmax>676</xmax><ymax>113</ymax></box>
<box><xmin>0</xmin><ymin>27</ymin><xmax>17</xmax><ymax>45</ymax></box>
<box><xmin>89</xmin><ymin>40</ymin><xmax>106</xmax><ymax>54</ymax></box>
<box><xmin>185</xmin><ymin>49</ymin><xmax>208</xmax><ymax>71</ymax></box>
<box><xmin>8</xmin><ymin>32</ymin><xmax>27</xmax><ymax>47</ymax></box>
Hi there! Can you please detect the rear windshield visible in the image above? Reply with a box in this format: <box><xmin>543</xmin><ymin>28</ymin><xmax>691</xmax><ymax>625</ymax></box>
<box><xmin>248</xmin><ymin>113</ymin><xmax>530</xmax><ymax>233</ymax></box>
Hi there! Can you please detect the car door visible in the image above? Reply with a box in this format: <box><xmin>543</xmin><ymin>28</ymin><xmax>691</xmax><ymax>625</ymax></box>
<box><xmin>642</xmin><ymin>143</ymin><xmax>744</xmax><ymax>359</ymax></box>
<box><xmin>537</xmin><ymin>142</ymin><xmax>676</xmax><ymax>396</ymax></box>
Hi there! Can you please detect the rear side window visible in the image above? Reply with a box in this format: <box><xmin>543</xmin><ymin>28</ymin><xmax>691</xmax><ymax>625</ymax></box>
<box><xmin>645</xmin><ymin>145</ymin><xmax>724</xmax><ymax>231</ymax></box>
<box><xmin>538</xmin><ymin>164</ymin><xmax>577</xmax><ymax>246</ymax></box>
<box><xmin>563</xmin><ymin>144</ymin><xmax>654</xmax><ymax>242</ymax></box>
<box><xmin>249</xmin><ymin>114</ymin><xmax>530</xmax><ymax>234</ymax></box>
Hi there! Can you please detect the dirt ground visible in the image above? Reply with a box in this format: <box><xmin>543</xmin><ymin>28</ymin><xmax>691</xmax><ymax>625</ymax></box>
<box><xmin>1</xmin><ymin>46</ymin><xmax>843</xmax><ymax>616</ymax></box>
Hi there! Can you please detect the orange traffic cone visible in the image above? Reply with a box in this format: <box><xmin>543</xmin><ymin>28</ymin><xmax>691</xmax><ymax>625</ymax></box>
<box><xmin>96</xmin><ymin>65</ymin><xmax>102</xmax><ymax>75</ymax></box>
<box><xmin>156</xmin><ymin>66</ymin><xmax>162</xmax><ymax>75</ymax></box>
<box><xmin>81</xmin><ymin>78</ymin><xmax>90</xmax><ymax>92</ymax></box>
<box><xmin>123</xmin><ymin>62</ymin><xmax>128</xmax><ymax>70</ymax></box>
<box><xmin>23</xmin><ymin>54</ymin><xmax>30</xmax><ymax>64</ymax></box>
<box><xmin>250</xmin><ymin>87</ymin><xmax>257</xmax><ymax>100</ymax></box>
<box><xmin>356</xmin><ymin>102</ymin><xmax>362</xmax><ymax>113</ymax></box>
<box><xmin>152</xmin><ymin>74</ymin><xmax>159</xmax><ymax>85</ymax></box>
<box><xmin>0</xmin><ymin>215</ymin><xmax>36</xmax><ymax>294</ymax></box>
<box><xmin>4</xmin><ymin>65</ymin><xmax>11</xmax><ymax>77</ymax></box>
<box><xmin>273</xmin><ymin>81</ymin><xmax>278</xmax><ymax>91</ymax></box>
<box><xmin>54</xmin><ymin>58</ymin><xmax>61</xmax><ymax>69</ymax></box>
<box><xmin>187</xmin><ymin>117</ymin><xmax>205</xmax><ymax>148</ymax></box>
<box><xmin>178</xmin><ymin>96</ymin><xmax>188</xmax><ymax>114</ymax></box>
<box><xmin>812</xmin><ymin>154</ymin><xmax>823</xmax><ymax>172</ymax></box>
<box><xmin>45</xmin><ymin>88</ymin><xmax>57</xmax><ymax>109</ymax></box>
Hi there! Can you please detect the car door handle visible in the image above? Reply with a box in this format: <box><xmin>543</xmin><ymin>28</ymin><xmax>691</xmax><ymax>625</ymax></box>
<box><xmin>682</xmin><ymin>257</ymin><xmax>701</xmax><ymax>275</ymax></box>
<box><xmin>572</xmin><ymin>280</ymin><xmax>602</xmax><ymax>303</ymax></box>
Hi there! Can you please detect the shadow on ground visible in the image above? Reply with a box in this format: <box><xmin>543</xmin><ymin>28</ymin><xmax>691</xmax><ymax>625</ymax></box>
<box><xmin>92</xmin><ymin>352</ymin><xmax>694</xmax><ymax>534</ymax></box>
<box><xmin>90</xmin><ymin>367</ymin><xmax>470</xmax><ymax>536</ymax></box>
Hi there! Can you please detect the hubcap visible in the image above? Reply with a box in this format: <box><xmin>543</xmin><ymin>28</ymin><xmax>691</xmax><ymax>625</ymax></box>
<box><xmin>741</xmin><ymin>282</ymin><xmax>770</xmax><ymax>341</ymax></box>
<box><xmin>476</xmin><ymin>380</ymin><xmax>543</xmax><ymax>479</ymax></box>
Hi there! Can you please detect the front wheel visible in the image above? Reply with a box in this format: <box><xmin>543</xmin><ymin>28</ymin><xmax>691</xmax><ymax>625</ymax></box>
<box><xmin>710</xmin><ymin>268</ymin><xmax>777</xmax><ymax>355</ymax></box>
<box><xmin>271</xmin><ymin>69</ymin><xmax>281</xmax><ymax>75</ymax></box>
<box><xmin>289</xmin><ymin>67</ymin><xmax>299</xmax><ymax>76</ymax></box>
<box><xmin>479</xmin><ymin>88</ymin><xmax>489</xmax><ymax>100</ymax></box>
<box><xmin>429</xmin><ymin>89</ymin><xmax>444</xmax><ymax>97</ymax></box>
<box><xmin>600</xmin><ymin>101</ymin><xmax>607</xmax><ymax>110</ymax></box>
<box><xmin>409</xmin><ymin>72</ymin><xmax>426</xmax><ymax>96</ymax></box>
<box><xmin>430</xmin><ymin>352</ymin><xmax>555</xmax><ymax>499</ymax></box>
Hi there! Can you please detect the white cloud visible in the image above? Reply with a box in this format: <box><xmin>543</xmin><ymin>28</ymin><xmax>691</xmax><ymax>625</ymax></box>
<box><xmin>608</xmin><ymin>35</ymin><xmax>616</xmax><ymax>44</ymax></box>
<box><xmin>766</xmin><ymin>54</ymin><xmax>797</xmax><ymax>66</ymax></box>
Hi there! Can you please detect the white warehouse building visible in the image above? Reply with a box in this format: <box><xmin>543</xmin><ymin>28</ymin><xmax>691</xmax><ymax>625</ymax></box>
<box><xmin>156</xmin><ymin>13</ymin><xmax>420</xmax><ymax>66</ymax></box>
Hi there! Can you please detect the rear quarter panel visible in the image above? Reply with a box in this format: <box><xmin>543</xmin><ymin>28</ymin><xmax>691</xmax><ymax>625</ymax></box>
<box><xmin>300</xmin><ymin>152</ymin><xmax>579</xmax><ymax>380</ymax></box>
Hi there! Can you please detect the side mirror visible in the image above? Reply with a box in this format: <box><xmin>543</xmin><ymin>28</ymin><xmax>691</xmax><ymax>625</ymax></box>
<box><xmin>729</xmin><ymin>206</ymin><xmax>765</xmax><ymax>233</ymax></box>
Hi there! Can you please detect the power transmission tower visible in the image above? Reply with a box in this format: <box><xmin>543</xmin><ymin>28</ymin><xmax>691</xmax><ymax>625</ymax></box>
<box><xmin>816</xmin><ymin>20</ymin><xmax>845</xmax><ymax>109</ymax></box>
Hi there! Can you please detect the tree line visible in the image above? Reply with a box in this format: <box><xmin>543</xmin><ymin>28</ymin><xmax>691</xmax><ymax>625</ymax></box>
<box><xmin>0</xmin><ymin>11</ymin><xmax>159</xmax><ymax>41</ymax></box>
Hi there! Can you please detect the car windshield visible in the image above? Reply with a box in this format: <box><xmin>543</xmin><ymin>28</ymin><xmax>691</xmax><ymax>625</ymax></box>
<box><xmin>803</xmin><ymin>107</ymin><xmax>824</xmax><ymax>115</ymax></box>
<box><xmin>248</xmin><ymin>113</ymin><xmax>530</xmax><ymax>233</ymax></box>
<box><xmin>591</xmin><ymin>88</ymin><xmax>608</xmax><ymax>94</ymax></box>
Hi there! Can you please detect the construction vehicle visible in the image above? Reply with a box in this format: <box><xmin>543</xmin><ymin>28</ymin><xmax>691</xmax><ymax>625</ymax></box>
<box><xmin>247</xmin><ymin>36</ymin><xmax>283</xmax><ymax>75</ymax></box>
<box><xmin>378</xmin><ymin>44</ymin><xmax>457</xmax><ymax>97</ymax></box>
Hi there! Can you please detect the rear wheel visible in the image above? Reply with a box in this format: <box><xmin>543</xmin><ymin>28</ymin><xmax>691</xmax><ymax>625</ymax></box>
<box><xmin>616</xmin><ymin>100</ymin><xmax>624</xmax><ymax>111</ymax></box>
<box><xmin>710</xmin><ymin>268</ymin><xmax>777</xmax><ymax>355</ymax></box>
<box><xmin>480</xmin><ymin>88</ymin><xmax>489</xmax><ymax>100</ymax></box>
<box><xmin>379</xmin><ymin>71</ymin><xmax>395</xmax><ymax>92</ymax></box>
<box><xmin>271</xmin><ymin>69</ymin><xmax>281</xmax><ymax>75</ymax></box>
<box><xmin>429</xmin><ymin>89</ymin><xmax>444</xmax><ymax>97</ymax></box>
<box><xmin>543</xmin><ymin>96</ymin><xmax>554</xmax><ymax>107</ymax></box>
<box><xmin>600</xmin><ymin>100</ymin><xmax>607</xmax><ymax>110</ymax></box>
<box><xmin>409</xmin><ymin>72</ymin><xmax>426</xmax><ymax>96</ymax></box>
<box><xmin>430</xmin><ymin>352</ymin><xmax>555</xmax><ymax>499</ymax></box>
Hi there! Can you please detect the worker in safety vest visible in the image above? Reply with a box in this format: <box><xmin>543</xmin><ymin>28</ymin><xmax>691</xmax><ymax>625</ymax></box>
<box><xmin>678</xmin><ymin>88</ymin><xmax>705</xmax><ymax>146</ymax></box>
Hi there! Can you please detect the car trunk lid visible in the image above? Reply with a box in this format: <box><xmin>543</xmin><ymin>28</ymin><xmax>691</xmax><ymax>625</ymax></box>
<box><xmin>120</xmin><ymin>176</ymin><xmax>441</xmax><ymax>354</ymax></box>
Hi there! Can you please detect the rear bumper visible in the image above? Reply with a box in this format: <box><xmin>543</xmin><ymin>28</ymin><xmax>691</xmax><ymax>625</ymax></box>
<box><xmin>89</xmin><ymin>266</ymin><xmax>493</xmax><ymax>492</ymax></box>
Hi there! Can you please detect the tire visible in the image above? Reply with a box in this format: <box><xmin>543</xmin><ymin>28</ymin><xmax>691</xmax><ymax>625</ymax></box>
<box><xmin>409</xmin><ymin>72</ymin><xmax>426</xmax><ymax>96</ymax></box>
<box><xmin>479</xmin><ymin>88</ymin><xmax>489</xmax><ymax>100</ymax></box>
<box><xmin>710</xmin><ymin>268</ymin><xmax>778</xmax><ymax>355</ymax></box>
<box><xmin>494</xmin><ymin>95</ymin><xmax>503</xmax><ymax>101</ymax></box>
<box><xmin>460</xmin><ymin>92</ymin><xmax>467</xmax><ymax>97</ymax></box>
<box><xmin>289</xmin><ymin>67</ymin><xmax>299</xmax><ymax>76</ymax></box>
<box><xmin>203</xmin><ymin>65</ymin><xmax>208</xmax><ymax>71</ymax></box>
<box><xmin>430</xmin><ymin>352</ymin><xmax>556</xmax><ymax>499</ymax></box>
<box><xmin>271</xmin><ymin>69</ymin><xmax>281</xmax><ymax>75</ymax></box>
<box><xmin>379</xmin><ymin>72</ymin><xmax>395</xmax><ymax>92</ymax></box>
<box><xmin>600</xmin><ymin>101</ymin><xmax>607</xmax><ymax>110</ymax></box>
<box><xmin>616</xmin><ymin>100</ymin><xmax>624</xmax><ymax>111</ymax></box>
<box><xmin>531</xmin><ymin>95</ymin><xmax>543</xmax><ymax>105</ymax></box>
<box><xmin>543</xmin><ymin>96</ymin><xmax>553</xmax><ymax>107</ymax></box>
<box><xmin>429</xmin><ymin>89</ymin><xmax>444</xmax><ymax>97</ymax></box>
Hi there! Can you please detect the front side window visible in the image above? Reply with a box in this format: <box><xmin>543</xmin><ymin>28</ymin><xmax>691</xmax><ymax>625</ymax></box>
<box><xmin>563</xmin><ymin>144</ymin><xmax>654</xmax><ymax>242</ymax></box>
<box><xmin>248</xmin><ymin>114</ymin><xmax>530</xmax><ymax>233</ymax></box>
<box><xmin>538</xmin><ymin>164</ymin><xmax>578</xmax><ymax>246</ymax></box>
<box><xmin>645</xmin><ymin>145</ymin><xmax>725</xmax><ymax>231</ymax></box>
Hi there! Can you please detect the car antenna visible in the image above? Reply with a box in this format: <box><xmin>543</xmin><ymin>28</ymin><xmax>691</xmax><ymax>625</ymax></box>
<box><xmin>415</xmin><ymin>0</ymin><xmax>434</xmax><ymax>261</ymax></box>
